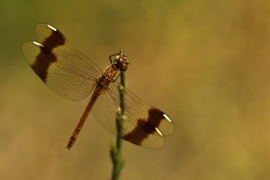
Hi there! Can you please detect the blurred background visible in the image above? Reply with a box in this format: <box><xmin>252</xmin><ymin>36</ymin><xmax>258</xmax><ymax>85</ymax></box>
<box><xmin>1</xmin><ymin>0</ymin><xmax>270</xmax><ymax>179</ymax></box>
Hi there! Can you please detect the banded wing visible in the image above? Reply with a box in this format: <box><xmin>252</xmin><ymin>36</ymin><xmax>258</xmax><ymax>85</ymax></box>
<box><xmin>92</xmin><ymin>82</ymin><xmax>174</xmax><ymax>149</ymax></box>
<box><xmin>22</xmin><ymin>24</ymin><xmax>102</xmax><ymax>101</ymax></box>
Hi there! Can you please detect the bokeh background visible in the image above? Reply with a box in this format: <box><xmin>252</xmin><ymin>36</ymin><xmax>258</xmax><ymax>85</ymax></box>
<box><xmin>1</xmin><ymin>0</ymin><xmax>270</xmax><ymax>179</ymax></box>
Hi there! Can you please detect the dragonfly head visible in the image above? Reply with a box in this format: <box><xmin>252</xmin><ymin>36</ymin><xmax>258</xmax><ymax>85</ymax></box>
<box><xmin>115</xmin><ymin>49</ymin><xmax>129</xmax><ymax>71</ymax></box>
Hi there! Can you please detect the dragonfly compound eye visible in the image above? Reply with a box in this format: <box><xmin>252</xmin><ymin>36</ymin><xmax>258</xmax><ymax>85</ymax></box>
<box><xmin>122</xmin><ymin>63</ymin><xmax>128</xmax><ymax>71</ymax></box>
<box><xmin>118</xmin><ymin>57</ymin><xmax>125</xmax><ymax>64</ymax></box>
<box><xmin>117</xmin><ymin>57</ymin><xmax>128</xmax><ymax>71</ymax></box>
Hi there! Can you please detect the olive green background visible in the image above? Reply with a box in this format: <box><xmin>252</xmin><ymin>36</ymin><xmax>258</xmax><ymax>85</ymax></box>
<box><xmin>1</xmin><ymin>0</ymin><xmax>270</xmax><ymax>179</ymax></box>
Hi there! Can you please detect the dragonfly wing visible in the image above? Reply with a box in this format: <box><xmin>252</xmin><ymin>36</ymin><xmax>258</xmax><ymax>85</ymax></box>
<box><xmin>22</xmin><ymin>24</ymin><xmax>102</xmax><ymax>101</ymax></box>
<box><xmin>124</xmin><ymin>87</ymin><xmax>174</xmax><ymax>136</ymax></box>
<box><xmin>92</xmin><ymin>82</ymin><xmax>174</xmax><ymax>148</ymax></box>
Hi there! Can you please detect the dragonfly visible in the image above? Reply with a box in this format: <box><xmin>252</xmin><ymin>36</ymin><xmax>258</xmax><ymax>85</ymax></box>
<box><xmin>22</xmin><ymin>24</ymin><xmax>174</xmax><ymax>150</ymax></box>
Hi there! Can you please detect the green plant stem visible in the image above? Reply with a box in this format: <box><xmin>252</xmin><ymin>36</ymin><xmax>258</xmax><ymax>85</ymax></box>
<box><xmin>110</xmin><ymin>71</ymin><xmax>125</xmax><ymax>180</ymax></box>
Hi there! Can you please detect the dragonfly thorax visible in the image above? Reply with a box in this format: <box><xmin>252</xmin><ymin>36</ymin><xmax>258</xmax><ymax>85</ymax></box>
<box><xmin>96</xmin><ymin>66</ymin><xmax>118</xmax><ymax>88</ymax></box>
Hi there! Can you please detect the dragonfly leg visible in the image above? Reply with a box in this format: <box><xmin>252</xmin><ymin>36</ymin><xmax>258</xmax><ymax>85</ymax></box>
<box><xmin>109</xmin><ymin>49</ymin><xmax>124</xmax><ymax>65</ymax></box>
<box><xmin>113</xmin><ymin>73</ymin><xmax>120</xmax><ymax>82</ymax></box>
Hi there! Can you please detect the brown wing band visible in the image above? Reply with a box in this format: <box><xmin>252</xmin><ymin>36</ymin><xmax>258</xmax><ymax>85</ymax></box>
<box><xmin>31</xmin><ymin>25</ymin><xmax>66</xmax><ymax>83</ymax></box>
<box><xmin>123</xmin><ymin>107</ymin><xmax>165</xmax><ymax>146</ymax></box>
